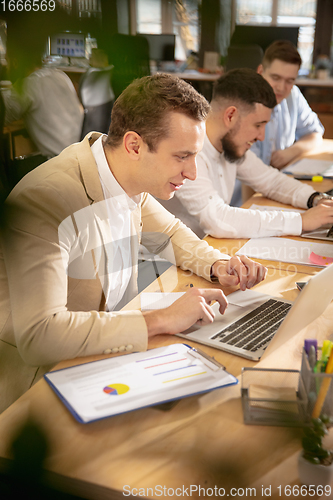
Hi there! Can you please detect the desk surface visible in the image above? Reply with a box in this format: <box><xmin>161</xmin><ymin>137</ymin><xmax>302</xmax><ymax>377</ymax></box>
<box><xmin>48</xmin><ymin>70</ymin><xmax>333</xmax><ymax>85</ymax></box>
<box><xmin>297</xmin><ymin>77</ymin><xmax>333</xmax><ymax>87</ymax></box>
<box><xmin>56</xmin><ymin>66</ymin><xmax>221</xmax><ymax>82</ymax></box>
<box><xmin>170</xmin><ymin>71</ymin><xmax>221</xmax><ymax>82</ymax></box>
<box><xmin>205</xmin><ymin>191</ymin><xmax>333</xmax><ymax>276</ymax></box>
<box><xmin>0</xmin><ymin>265</ymin><xmax>332</xmax><ymax>499</ymax></box>
<box><xmin>1</xmin><ymin>151</ymin><xmax>333</xmax><ymax>498</ymax></box>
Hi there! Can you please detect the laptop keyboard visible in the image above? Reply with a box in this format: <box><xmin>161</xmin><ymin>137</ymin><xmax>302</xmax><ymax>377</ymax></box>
<box><xmin>211</xmin><ymin>299</ymin><xmax>292</xmax><ymax>352</ymax></box>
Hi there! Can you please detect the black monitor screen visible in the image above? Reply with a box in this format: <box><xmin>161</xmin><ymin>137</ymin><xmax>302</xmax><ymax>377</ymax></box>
<box><xmin>49</xmin><ymin>33</ymin><xmax>85</xmax><ymax>58</ymax></box>
<box><xmin>230</xmin><ymin>25</ymin><xmax>299</xmax><ymax>52</ymax></box>
<box><xmin>137</xmin><ymin>34</ymin><xmax>175</xmax><ymax>62</ymax></box>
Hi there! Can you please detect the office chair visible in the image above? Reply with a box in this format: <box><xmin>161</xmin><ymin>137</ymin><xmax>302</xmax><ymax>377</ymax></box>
<box><xmin>5</xmin><ymin>124</ymin><xmax>47</xmax><ymax>189</ymax></box>
<box><xmin>79</xmin><ymin>65</ymin><xmax>115</xmax><ymax>139</ymax></box>
<box><xmin>225</xmin><ymin>44</ymin><xmax>264</xmax><ymax>72</ymax></box>
<box><xmin>108</xmin><ymin>34</ymin><xmax>150</xmax><ymax>99</ymax></box>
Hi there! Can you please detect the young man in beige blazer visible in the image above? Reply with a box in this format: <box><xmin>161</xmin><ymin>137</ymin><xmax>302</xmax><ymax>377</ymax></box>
<box><xmin>0</xmin><ymin>74</ymin><xmax>266</xmax><ymax>412</ymax></box>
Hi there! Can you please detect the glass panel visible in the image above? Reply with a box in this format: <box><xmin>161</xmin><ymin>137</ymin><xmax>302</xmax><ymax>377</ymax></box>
<box><xmin>236</xmin><ymin>0</ymin><xmax>272</xmax><ymax>25</ymax></box>
<box><xmin>173</xmin><ymin>0</ymin><xmax>200</xmax><ymax>61</ymax></box>
<box><xmin>277</xmin><ymin>0</ymin><xmax>317</xmax><ymax>72</ymax></box>
<box><xmin>137</xmin><ymin>0</ymin><xmax>162</xmax><ymax>34</ymax></box>
<box><xmin>0</xmin><ymin>20</ymin><xmax>6</xmax><ymax>67</ymax></box>
<box><xmin>277</xmin><ymin>0</ymin><xmax>316</xmax><ymax>18</ymax></box>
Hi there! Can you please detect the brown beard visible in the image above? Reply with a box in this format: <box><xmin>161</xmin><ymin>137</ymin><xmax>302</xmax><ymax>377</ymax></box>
<box><xmin>221</xmin><ymin>130</ymin><xmax>246</xmax><ymax>164</ymax></box>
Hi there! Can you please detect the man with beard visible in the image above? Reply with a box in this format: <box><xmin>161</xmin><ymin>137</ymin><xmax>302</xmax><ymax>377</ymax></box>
<box><xmin>160</xmin><ymin>68</ymin><xmax>333</xmax><ymax>239</ymax></box>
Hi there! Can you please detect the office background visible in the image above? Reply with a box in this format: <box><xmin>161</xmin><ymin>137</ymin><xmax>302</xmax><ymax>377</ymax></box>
<box><xmin>1</xmin><ymin>0</ymin><xmax>333</xmax><ymax>185</ymax></box>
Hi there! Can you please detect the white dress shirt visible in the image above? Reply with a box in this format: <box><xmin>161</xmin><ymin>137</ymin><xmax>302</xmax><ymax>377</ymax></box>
<box><xmin>161</xmin><ymin>134</ymin><xmax>315</xmax><ymax>239</ymax></box>
<box><xmin>91</xmin><ymin>135</ymin><xmax>141</xmax><ymax>311</ymax></box>
<box><xmin>2</xmin><ymin>68</ymin><xmax>84</xmax><ymax>157</ymax></box>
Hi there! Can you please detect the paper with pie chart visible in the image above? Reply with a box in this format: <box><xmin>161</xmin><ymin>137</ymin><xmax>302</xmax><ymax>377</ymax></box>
<box><xmin>103</xmin><ymin>383</ymin><xmax>130</xmax><ymax>396</ymax></box>
<box><xmin>44</xmin><ymin>343</ymin><xmax>237</xmax><ymax>423</ymax></box>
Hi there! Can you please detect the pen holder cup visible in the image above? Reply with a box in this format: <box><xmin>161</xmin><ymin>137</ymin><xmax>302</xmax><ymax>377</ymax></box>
<box><xmin>300</xmin><ymin>348</ymin><xmax>333</xmax><ymax>420</ymax></box>
<box><xmin>241</xmin><ymin>367</ymin><xmax>308</xmax><ymax>426</ymax></box>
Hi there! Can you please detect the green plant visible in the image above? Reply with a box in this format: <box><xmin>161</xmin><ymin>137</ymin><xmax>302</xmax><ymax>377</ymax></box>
<box><xmin>302</xmin><ymin>415</ymin><xmax>333</xmax><ymax>465</ymax></box>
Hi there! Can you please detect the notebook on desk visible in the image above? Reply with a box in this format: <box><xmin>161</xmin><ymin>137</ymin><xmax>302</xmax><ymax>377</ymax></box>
<box><xmin>177</xmin><ymin>264</ymin><xmax>333</xmax><ymax>361</ymax></box>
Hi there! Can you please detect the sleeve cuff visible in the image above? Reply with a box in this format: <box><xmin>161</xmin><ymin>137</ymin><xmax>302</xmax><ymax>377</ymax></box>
<box><xmin>283</xmin><ymin>212</ymin><xmax>303</xmax><ymax>235</ymax></box>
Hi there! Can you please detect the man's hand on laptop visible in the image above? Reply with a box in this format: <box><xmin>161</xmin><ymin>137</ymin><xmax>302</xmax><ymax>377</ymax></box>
<box><xmin>143</xmin><ymin>288</ymin><xmax>229</xmax><ymax>337</ymax></box>
<box><xmin>302</xmin><ymin>202</ymin><xmax>333</xmax><ymax>232</ymax></box>
<box><xmin>211</xmin><ymin>256</ymin><xmax>267</xmax><ymax>291</ymax></box>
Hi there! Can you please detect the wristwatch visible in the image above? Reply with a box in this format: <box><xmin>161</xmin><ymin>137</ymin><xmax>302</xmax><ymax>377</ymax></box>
<box><xmin>307</xmin><ymin>192</ymin><xmax>333</xmax><ymax>208</ymax></box>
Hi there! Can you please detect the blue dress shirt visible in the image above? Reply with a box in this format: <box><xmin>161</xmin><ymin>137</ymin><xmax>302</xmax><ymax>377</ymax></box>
<box><xmin>251</xmin><ymin>85</ymin><xmax>324</xmax><ymax>165</ymax></box>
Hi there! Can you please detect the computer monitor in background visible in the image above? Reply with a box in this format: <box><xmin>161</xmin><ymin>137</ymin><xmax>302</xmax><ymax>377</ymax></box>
<box><xmin>230</xmin><ymin>25</ymin><xmax>299</xmax><ymax>52</ymax></box>
<box><xmin>137</xmin><ymin>33</ymin><xmax>175</xmax><ymax>66</ymax></box>
<box><xmin>49</xmin><ymin>32</ymin><xmax>86</xmax><ymax>58</ymax></box>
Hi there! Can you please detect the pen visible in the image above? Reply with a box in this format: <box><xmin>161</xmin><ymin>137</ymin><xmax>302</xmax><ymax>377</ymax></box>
<box><xmin>308</xmin><ymin>345</ymin><xmax>317</xmax><ymax>370</ymax></box>
<box><xmin>321</xmin><ymin>340</ymin><xmax>332</xmax><ymax>372</ymax></box>
<box><xmin>304</xmin><ymin>339</ymin><xmax>317</xmax><ymax>357</ymax></box>
<box><xmin>312</xmin><ymin>347</ymin><xmax>333</xmax><ymax>418</ymax></box>
<box><xmin>314</xmin><ymin>340</ymin><xmax>332</xmax><ymax>373</ymax></box>
<box><xmin>188</xmin><ymin>347</ymin><xmax>225</xmax><ymax>371</ymax></box>
<box><xmin>293</xmin><ymin>175</ymin><xmax>323</xmax><ymax>181</ymax></box>
<box><xmin>327</xmin><ymin>225</ymin><xmax>333</xmax><ymax>238</ymax></box>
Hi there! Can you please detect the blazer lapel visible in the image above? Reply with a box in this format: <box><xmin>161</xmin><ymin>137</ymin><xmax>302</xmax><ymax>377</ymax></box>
<box><xmin>75</xmin><ymin>132</ymin><xmax>105</xmax><ymax>204</ymax></box>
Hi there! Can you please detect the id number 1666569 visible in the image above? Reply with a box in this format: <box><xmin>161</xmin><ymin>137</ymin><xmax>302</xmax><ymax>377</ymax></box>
<box><xmin>277</xmin><ymin>485</ymin><xmax>331</xmax><ymax>496</ymax></box>
<box><xmin>1</xmin><ymin>0</ymin><xmax>55</xmax><ymax>11</ymax></box>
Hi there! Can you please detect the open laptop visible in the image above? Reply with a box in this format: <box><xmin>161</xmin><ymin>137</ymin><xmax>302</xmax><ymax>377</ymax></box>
<box><xmin>301</xmin><ymin>188</ymin><xmax>333</xmax><ymax>242</ymax></box>
<box><xmin>177</xmin><ymin>263</ymin><xmax>333</xmax><ymax>361</ymax></box>
<box><xmin>301</xmin><ymin>225</ymin><xmax>333</xmax><ymax>242</ymax></box>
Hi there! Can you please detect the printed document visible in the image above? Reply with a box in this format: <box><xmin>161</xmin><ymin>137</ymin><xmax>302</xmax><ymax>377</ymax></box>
<box><xmin>45</xmin><ymin>344</ymin><xmax>237</xmax><ymax>423</ymax></box>
<box><xmin>236</xmin><ymin>237</ymin><xmax>333</xmax><ymax>266</ymax></box>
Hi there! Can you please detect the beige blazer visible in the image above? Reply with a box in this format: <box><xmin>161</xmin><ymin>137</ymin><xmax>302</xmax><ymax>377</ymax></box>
<box><xmin>0</xmin><ymin>133</ymin><xmax>227</xmax><ymax>412</ymax></box>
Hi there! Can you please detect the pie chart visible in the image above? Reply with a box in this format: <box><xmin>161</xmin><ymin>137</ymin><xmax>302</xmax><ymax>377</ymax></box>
<box><xmin>103</xmin><ymin>383</ymin><xmax>130</xmax><ymax>396</ymax></box>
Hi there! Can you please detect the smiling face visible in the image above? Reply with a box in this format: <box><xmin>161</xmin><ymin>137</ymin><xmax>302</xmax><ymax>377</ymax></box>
<box><xmin>258</xmin><ymin>59</ymin><xmax>299</xmax><ymax>104</ymax></box>
<box><xmin>221</xmin><ymin>103</ymin><xmax>271</xmax><ymax>162</ymax></box>
<box><xmin>139</xmin><ymin>111</ymin><xmax>205</xmax><ymax>200</ymax></box>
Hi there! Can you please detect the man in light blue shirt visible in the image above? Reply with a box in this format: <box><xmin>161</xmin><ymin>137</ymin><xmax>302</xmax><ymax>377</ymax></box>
<box><xmin>251</xmin><ymin>40</ymin><xmax>324</xmax><ymax>169</ymax></box>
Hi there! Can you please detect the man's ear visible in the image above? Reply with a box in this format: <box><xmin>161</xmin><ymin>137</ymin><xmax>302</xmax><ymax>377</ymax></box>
<box><xmin>257</xmin><ymin>64</ymin><xmax>264</xmax><ymax>75</ymax></box>
<box><xmin>224</xmin><ymin>106</ymin><xmax>238</xmax><ymax>129</ymax></box>
<box><xmin>123</xmin><ymin>131</ymin><xmax>142</xmax><ymax>159</ymax></box>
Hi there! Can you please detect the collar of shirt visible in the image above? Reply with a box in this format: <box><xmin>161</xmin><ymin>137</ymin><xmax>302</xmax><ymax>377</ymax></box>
<box><xmin>204</xmin><ymin>133</ymin><xmax>223</xmax><ymax>162</ymax></box>
<box><xmin>91</xmin><ymin>134</ymin><xmax>141</xmax><ymax>211</ymax></box>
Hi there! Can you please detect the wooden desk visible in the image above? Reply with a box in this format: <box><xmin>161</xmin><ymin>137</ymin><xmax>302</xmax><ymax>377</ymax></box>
<box><xmin>1</xmin><ymin>148</ymin><xmax>333</xmax><ymax>498</ymax></box>
<box><xmin>168</xmin><ymin>71</ymin><xmax>220</xmax><ymax>101</ymax></box>
<box><xmin>3</xmin><ymin>120</ymin><xmax>39</xmax><ymax>160</ymax></box>
<box><xmin>0</xmin><ymin>263</ymin><xmax>332</xmax><ymax>499</ymax></box>
<box><xmin>235</xmin><ymin>146</ymin><xmax>333</xmax><ymax>274</ymax></box>
<box><xmin>171</xmin><ymin>71</ymin><xmax>221</xmax><ymax>82</ymax></box>
<box><xmin>242</xmin><ymin>139</ymin><xmax>333</xmax><ymax>205</ymax></box>
<box><xmin>297</xmin><ymin>78</ymin><xmax>333</xmax><ymax>88</ymax></box>
<box><xmin>59</xmin><ymin>66</ymin><xmax>87</xmax><ymax>95</ymax></box>
<box><xmin>205</xmin><ymin>189</ymin><xmax>333</xmax><ymax>276</ymax></box>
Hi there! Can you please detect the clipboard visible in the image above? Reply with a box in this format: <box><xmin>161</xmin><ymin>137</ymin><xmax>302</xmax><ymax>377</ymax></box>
<box><xmin>44</xmin><ymin>343</ymin><xmax>238</xmax><ymax>424</ymax></box>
